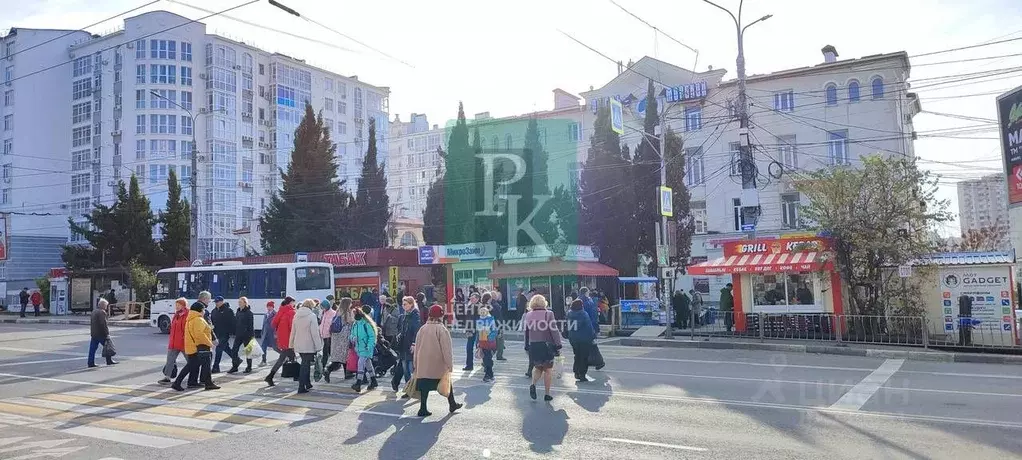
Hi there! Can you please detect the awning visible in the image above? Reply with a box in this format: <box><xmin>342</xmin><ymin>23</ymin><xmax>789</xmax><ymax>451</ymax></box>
<box><xmin>687</xmin><ymin>252</ymin><xmax>832</xmax><ymax>275</ymax></box>
<box><xmin>489</xmin><ymin>260</ymin><xmax>619</xmax><ymax>279</ymax></box>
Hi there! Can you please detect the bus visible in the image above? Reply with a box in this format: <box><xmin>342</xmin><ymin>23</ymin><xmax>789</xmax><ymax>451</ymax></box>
<box><xmin>149</xmin><ymin>261</ymin><xmax>334</xmax><ymax>333</ymax></box>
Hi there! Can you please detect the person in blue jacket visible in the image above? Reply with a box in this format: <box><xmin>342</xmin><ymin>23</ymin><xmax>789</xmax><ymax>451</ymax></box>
<box><xmin>566</xmin><ymin>299</ymin><xmax>596</xmax><ymax>382</ymax></box>
<box><xmin>578</xmin><ymin>287</ymin><xmax>605</xmax><ymax>370</ymax></box>
<box><xmin>259</xmin><ymin>301</ymin><xmax>276</xmax><ymax>367</ymax></box>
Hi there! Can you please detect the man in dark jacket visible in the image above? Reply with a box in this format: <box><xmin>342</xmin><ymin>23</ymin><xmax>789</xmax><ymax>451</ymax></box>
<box><xmin>672</xmin><ymin>290</ymin><xmax>691</xmax><ymax>329</ymax></box>
<box><xmin>231</xmin><ymin>298</ymin><xmax>256</xmax><ymax>373</ymax></box>
<box><xmin>720</xmin><ymin>284</ymin><xmax>735</xmax><ymax>332</ymax></box>
<box><xmin>209</xmin><ymin>296</ymin><xmax>240</xmax><ymax>373</ymax></box>
<box><xmin>579</xmin><ymin>287</ymin><xmax>605</xmax><ymax>370</ymax></box>
<box><xmin>18</xmin><ymin>287</ymin><xmax>29</xmax><ymax>318</ymax></box>
<box><xmin>393</xmin><ymin>296</ymin><xmax>422</xmax><ymax>392</ymax></box>
<box><xmin>490</xmin><ymin>291</ymin><xmax>507</xmax><ymax>360</ymax></box>
<box><xmin>88</xmin><ymin>299</ymin><xmax>117</xmax><ymax>367</ymax></box>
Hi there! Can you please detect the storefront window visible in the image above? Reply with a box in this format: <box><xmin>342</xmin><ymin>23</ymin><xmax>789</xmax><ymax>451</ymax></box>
<box><xmin>751</xmin><ymin>272</ymin><xmax>818</xmax><ymax>312</ymax></box>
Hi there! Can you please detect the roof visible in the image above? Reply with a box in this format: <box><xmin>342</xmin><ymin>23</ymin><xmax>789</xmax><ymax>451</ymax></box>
<box><xmin>489</xmin><ymin>260</ymin><xmax>619</xmax><ymax>278</ymax></box>
<box><xmin>912</xmin><ymin>251</ymin><xmax>1016</xmax><ymax>266</ymax></box>
<box><xmin>719</xmin><ymin>51</ymin><xmax>910</xmax><ymax>87</ymax></box>
<box><xmin>687</xmin><ymin>251</ymin><xmax>833</xmax><ymax>275</ymax></box>
<box><xmin>618</xmin><ymin>276</ymin><xmax>658</xmax><ymax>283</ymax></box>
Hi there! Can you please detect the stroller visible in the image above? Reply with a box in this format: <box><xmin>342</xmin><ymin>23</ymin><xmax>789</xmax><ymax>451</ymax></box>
<box><xmin>373</xmin><ymin>338</ymin><xmax>398</xmax><ymax>379</ymax></box>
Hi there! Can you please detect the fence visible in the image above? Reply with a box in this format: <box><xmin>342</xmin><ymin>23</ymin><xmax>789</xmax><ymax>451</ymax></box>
<box><xmin>658</xmin><ymin>309</ymin><xmax>1020</xmax><ymax>351</ymax></box>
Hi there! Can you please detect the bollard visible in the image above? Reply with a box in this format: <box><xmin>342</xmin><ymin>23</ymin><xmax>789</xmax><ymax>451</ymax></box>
<box><xmin>758</xmin><ymin>312</ymin><xmax>765</xmax><ymax>342</ymax></box>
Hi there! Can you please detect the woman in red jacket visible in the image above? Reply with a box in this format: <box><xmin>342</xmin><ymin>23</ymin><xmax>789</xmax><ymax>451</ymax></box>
<box><xmin>158</xmin><ymin>298</ymin><xmax>189</xmax><ymax>385</ymax></box>
<box><xmin>264</xmin><ymin>296</ymin><xmax>297</xmax><ymax>386</ymax></box>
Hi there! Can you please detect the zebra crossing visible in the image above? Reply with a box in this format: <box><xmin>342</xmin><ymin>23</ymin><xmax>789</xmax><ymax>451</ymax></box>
<box><xmin>0</xmin><ymin>374</ymin><xmax>360</xmax><ymax>449</ymax></box>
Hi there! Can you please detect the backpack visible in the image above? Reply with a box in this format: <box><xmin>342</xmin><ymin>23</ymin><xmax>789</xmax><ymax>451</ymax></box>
<box><xmin>330</xmin><ymin>313</ymin><xmax>343</xmax><ymax>333</ymax></box>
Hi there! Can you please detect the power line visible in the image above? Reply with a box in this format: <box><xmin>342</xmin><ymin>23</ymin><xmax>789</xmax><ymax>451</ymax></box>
<box><xmin>3</xmin><ymin>0</ymin><xmax>161</xmax><ymax>60</ymax></box>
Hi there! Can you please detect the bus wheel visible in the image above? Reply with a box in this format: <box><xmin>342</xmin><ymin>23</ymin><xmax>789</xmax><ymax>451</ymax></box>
<box><xmin>158</xmin><ymin>315</ymin><xmax>171</xmax><ymax>334</ymax></box>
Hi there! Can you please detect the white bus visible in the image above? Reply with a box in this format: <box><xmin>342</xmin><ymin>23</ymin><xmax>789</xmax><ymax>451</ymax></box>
<box><xmin>149</xmin><ymin>261</ymin><xmax>334</xmax><ymax>333</ymax></box>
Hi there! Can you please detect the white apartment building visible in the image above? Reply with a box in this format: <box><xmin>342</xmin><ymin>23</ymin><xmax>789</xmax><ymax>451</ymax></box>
<box><xmin>581</xmin><ymin>46</ymin><xmax>919</xmax><ymax>301</ymax></box>
<box><xmin>387</xmin><ymin>113</ymin><xmax>443</xmax><ymax>220</ymax></box>
<box><xmin>1</xmin><ymin>11</ymin><xmax>389</xmax><ymax>274</ymax></box>
<box><xmin>957</xmin><ymin>174</ymin><xmax>1009</xmax><ymax>233</ymax></box>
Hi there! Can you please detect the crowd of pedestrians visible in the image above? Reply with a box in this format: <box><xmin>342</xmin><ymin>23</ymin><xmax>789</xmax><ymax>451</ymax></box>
<box><xmin>87</xmin><ymin>285</ymin><xmax>604</xmax><ymax>413</ymax></box>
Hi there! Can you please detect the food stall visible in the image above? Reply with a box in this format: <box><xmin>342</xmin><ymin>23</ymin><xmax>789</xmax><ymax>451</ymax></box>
<box><xmin>488</xmin><ymin>245</ymin><xmax>618</xmax><ymax>319</ymax></box>
<box><xmin>686</xmin><ymin>236</ymin><xmax>843</xmax><ymax>332</ymax></box>
<box><xmin>418</xmin><ymin>242</ymin><xmax>498</xmax><ymax>302</ymax></box>
<box><xmin>617</xmin><ymin>276</ymin><xmax>660</xmax><ymax>328</ymax></box>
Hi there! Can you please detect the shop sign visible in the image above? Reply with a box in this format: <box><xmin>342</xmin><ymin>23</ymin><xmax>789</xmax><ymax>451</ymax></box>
<box><xmin>418</xmin><ymin>246</ymin><xmax>437</xmax><ymax>265</ymax></box>
<box><xmin>725</xmin><ymin>237</ymin><xmax>829</xmax><ymax>257</ymax></box>
<box><xmin>563</xmin><ymin>244</ymin><xmax>599</xmax><ymax>262</ymax></box>
<box><xmin>388</xmin><ymin>267</ymin><xmax>399</xmax><ymax>295</ymax></box>
<box><xmin>940</xmin><ymin>266</ymin><xmax>1014</xmax><ymax>331</ymax></box>
<box><xmin>323</xmin><ymin>251</ymin><xmax>368</xmax><ymax>267</ymax></box>
<box><xmin>665</xmin><ymin>82</ymin><xmax>708</xmax><ymax>103</ymax></box>
<box><xmin>419</xmin><ymin>242</ymin><xmax>497</xmax><ymax>264</ymax></box>
<box><xmin>49</xmin><ymin>267</ymin><xmax>68</xmax><ymax>279</ymax></box>
<box><xmin>501</xmin><ymin>245</ymin><xmax>553</xmax><ymax>262</ymax></box>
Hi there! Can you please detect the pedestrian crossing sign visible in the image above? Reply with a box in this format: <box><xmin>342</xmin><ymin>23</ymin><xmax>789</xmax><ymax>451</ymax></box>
<box><xmin>659</xmin><ymin>186</ymin><xmax>673</xmax><ymax>217</ymax></box>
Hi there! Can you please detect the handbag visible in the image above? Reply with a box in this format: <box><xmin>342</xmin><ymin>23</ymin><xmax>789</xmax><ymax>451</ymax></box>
<box><xmin>281</xmin><ymin>355</ymin><xmax>299</xmax><ymax>379</ymax></box>
<box><xmin>438</xmin><ymin>371</ymin><xmax>452</xmax><ymax>397</ymax></box>
<box><xmin>101</xmin><ymin>338</ymin><xmax>117</xmax><ymax>358</ymax></box>
<box><xmin>330</xmin><ymin>315</ymin><xmax>343</xmax><ymax>333</ymax></box>
<box><xmin>403</xmin><ymin>375</ymin><xmax>420</xmax><ymax>399</ymax></box>
<box><xmin>345</xmin><ymin>347</ymin><xmax>359</xmax><ymax>373</ymax></box>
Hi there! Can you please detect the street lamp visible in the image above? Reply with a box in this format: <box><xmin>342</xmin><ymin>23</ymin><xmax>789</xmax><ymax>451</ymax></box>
<box><xmin>148</xmin><ymin>90</ymin><xmax>224</xmax><ymax>263</ymax></box>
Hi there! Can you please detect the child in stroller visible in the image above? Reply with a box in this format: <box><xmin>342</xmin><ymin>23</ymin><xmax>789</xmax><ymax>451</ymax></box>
<box><xmin>373</xmin><ymin>337</ymin><xmax>398</xmax><ymax>379</ymax></box>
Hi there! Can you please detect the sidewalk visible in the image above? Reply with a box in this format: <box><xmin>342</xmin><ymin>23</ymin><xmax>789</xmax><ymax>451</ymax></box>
<box><xmin>606</xmin><ymin>336</ymin><xmax>1022</xmax><ymax>365</ymax></box>
<box><xmin>0</xmin><ymin>314</ymin><xmax>150</xmax><ymax>328</ymax></box>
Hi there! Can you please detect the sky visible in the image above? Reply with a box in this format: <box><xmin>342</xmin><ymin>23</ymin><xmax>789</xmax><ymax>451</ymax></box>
<box><xmin>5</xmin><ymin>0</ymin><xmax>1022</xmax><ymax>235</ymax></box>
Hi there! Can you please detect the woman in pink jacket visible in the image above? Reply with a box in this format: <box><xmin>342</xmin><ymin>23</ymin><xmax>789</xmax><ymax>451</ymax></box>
<box><xmin>319</xmin><ymin>295</ymin><xmax>337</xmax><ymax>368</ymax></box>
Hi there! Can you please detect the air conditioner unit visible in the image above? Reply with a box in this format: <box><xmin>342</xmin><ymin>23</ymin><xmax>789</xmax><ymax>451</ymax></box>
<box><xmin>258</xmin><ymin>142</ymin><xmax>268</xmax><ymax>148</ymax></box>
<box><xmin>199</xmin><ymin>107</ymin><xmax>208</xmax><ymax>114</ymax></box>
<box><xmin>111</xmin><ymin>130</ymin><xmax>121</xmax><ymax>137</ymax></box>
<box><xmin>199</xmin><ymin>73</ymin><xmax>208</xmax><ymax>80</ymax></box>
<box><xmin>126</xmin><ymin>42</ymin><xmax>133</xmax><ymax>49</ymax></box>
<box><xmin>107</xmin><ymin>180</ymin><xmax>116</xmax><ymax>186</ymax></box>
<box><xmin>68</xmin><ymin>51</ymin><xmax>75</xmax><ymax>59</ymax></box>
<box><xmin>242</xmin><ymin>112</ymin><xmax>252</xmax><ymax>118</ymax></box>
<box><xmin>233</xmin><ymin>65</ymin><xmax>241</xmax><ymax>70</ymax></box>
<box><xmin>102</xmin><ymin>60</ymin><xmax>109</xmax><ymax>66</ymax></box>
<box><xmin>114</xmin><ymin>104</ymin><xmax>121</xmax><ymax>111</ymax></box>
<box><xmin>197</xmin><ymin>155</ymin><xmax>207</xmax><ymax>162</ymax></box>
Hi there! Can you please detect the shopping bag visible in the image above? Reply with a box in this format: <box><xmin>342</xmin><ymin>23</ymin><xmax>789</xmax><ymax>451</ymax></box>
<box><xmin>437</xmin><ymin>371</ymin><xmax>452</xmax><ymax>397</ymax></box>
<box><xmin>281</xmin><ymin>356</ymin><xmax>300</xmax><ymax>379</ymax></box>
<box><xmin>345</xmin><ymin>348</ymin><xmax>359</xmax><ymax>373</ymax></box>
<box><xmin>245</xmin><ymin>338</ymin><xmax>263</xmax><ymax>360</ymax></box>
<box><xmin>555</xmin><ymin>355</ymin><xmax>565</xmax><ymax>379</ymax></box>
<box><xmin>101</xmin><ymin>338</ymin><xmax>117</xmax><ymax>358</ymax></box>
<box><xmin>313</xmin><ymin>353</ymin><xmax>324</xmax><ymax>382</ymax></box>
<box><xmin>403</xmin><ymin>375</ymin><xmax>420</xmax><ymax>399</ymax></box>
<box><xmin>588</xmin><ymin>343</ymin><xmax>605</xmax><ymax>369</ymax></box>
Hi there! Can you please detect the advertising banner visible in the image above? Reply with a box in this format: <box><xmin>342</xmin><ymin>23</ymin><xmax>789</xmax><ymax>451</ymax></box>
<box><xmin>997</xmin><ymin>85</ymin><xmax>1022</xmax><ymax>205</ymax></box>
<box><xmin>0</xmin><ymin>214</ymin><xmax>7</xmax><ymax>261</ymax></box>
<box><xmin>939</xmin><ymin>266</ymin><xmax>1014</xmax><ymax>333</ymax></box>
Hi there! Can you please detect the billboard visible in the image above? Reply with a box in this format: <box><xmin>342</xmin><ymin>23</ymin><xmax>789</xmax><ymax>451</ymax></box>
<box><xmin>0</xmin><ymin>214</ymin><xmax>7</xmax><ymax>260</ymax></box>
<box><xmin>997</xmin><ymin>85</ymin><xmax>1022</xmax><ymax>205</ymax></box>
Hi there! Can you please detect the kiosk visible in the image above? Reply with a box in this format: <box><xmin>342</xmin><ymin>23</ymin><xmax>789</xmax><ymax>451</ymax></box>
<box><xmin>618</xmin><ymin>276</ymin><xmax>660</xmax><ymax>328</ymax></box>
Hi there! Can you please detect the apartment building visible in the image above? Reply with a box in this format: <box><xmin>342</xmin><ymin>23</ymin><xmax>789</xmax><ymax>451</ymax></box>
<box><xmin>957</xmin><ymin>174</ymin><xmax>1009</xmax><ymax>233</ymax></box>
<box><xmin>0</xmin><ymin>10</ymin><xmax>389</xmax><ymax>278</ymax></box>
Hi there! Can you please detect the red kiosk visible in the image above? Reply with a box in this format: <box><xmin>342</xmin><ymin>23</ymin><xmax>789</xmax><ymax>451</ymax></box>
<box><xmin>687</xmin><ymin>236</ymin><xmax>844</xmax><ymax>332</ymax></box>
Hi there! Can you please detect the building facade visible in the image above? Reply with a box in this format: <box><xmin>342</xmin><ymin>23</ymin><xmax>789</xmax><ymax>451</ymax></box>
<box><xmin>581</xmin><ymin>47</ymin><xmax>919</xmax><ymax>302</ymax></box>
<box><xmin>0</xmin><ymin>10</ymin><xmax>389</xmax><ymax>279</ymax></box>
<box><xmin>957</xmin><ymin>174</ymin><xmax>1008</xmax><ymax>233</ymax></box>
<box><xmin>387</xmin><ymin>113</ymin><xmax>443</xmax><ymax>220</ymax></box>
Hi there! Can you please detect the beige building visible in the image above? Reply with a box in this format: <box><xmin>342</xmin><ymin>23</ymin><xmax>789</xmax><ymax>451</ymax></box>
<box><xmin>957</xmin><ymin>174</ymin><xmax>1008</xmax><ymax>233</ymax></box>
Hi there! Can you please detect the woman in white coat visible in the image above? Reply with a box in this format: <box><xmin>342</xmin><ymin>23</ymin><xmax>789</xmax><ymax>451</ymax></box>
<box><xmin>290</xmin><ymin>299</ymin><xmax>324</xmax><ymax>393</ymax></box>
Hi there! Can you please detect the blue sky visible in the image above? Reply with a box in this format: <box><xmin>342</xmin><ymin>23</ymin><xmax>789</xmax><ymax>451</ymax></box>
<box><xmin>5</xmin><ymin>0</ymin><xmax>1022</xmax><ymax>235</ymax></box>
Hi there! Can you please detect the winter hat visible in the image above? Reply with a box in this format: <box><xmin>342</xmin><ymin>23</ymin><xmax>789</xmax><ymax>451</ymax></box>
<box><xmin>570</xmin><ymin>299</ymin><xmax>584</xmax><ymax>311</ymax></box>
<box><xmin>326</xmin><ymin>294</ymin><xmax>335</xmax><ymax>301</ymax></box>
<box><xmin>428</xmin><ymin>304</ymin><xmax>444</xmax><ymax>319</ymax></box>
<box><xmin>266</xmin><ymin>300</ymin><xmax>275</xmax><ymax>308</ymax></box>
<box><xmin>190</xmin><ymin>303</ymin><xmax>204</xmax><ymax>312</ymax></box>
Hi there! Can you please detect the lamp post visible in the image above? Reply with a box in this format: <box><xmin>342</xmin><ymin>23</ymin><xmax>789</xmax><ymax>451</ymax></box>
<box><xmin>148</xmin><ymin>91</ymin><xmax>223</xmax><ymax>263</ymax></box>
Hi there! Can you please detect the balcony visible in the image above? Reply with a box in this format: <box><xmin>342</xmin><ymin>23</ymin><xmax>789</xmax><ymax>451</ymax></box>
<box><xmin>241</xmin><ymin>136</ymin><xmax>253</xmax><ymax>148</ymax></box>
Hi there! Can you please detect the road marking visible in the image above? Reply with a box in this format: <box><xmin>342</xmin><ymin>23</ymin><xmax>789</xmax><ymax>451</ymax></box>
<box><xmin>829</xmin><ymin>359</ymin><xmax>905</xmax><ymax>411</ymax></box>
<box><xmin>0</xmin><ymin>373</ymin><xmax>140</xmax><ymax>389</ymax></box>
<box><xmin>451</xmin><ymin>352</ymin><xmax>877</xmax><ymax>372</ymax></box>
<box><xmin>0</xmin><ymin>357</ymin><xmax>85</xmax><ymax>367</ymax></box>
<box><xmin>60</xmin><ymin>425</ymin><xmax>187</xmax><ymax>449</ymax></box>
<box><xmin>600</xmin><ymin>437</ymin><xmax>708</xmax><ymax>452</ymax></box>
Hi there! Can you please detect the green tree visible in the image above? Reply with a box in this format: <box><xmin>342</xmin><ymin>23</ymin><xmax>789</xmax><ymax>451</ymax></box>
<box><xmin>580</xmin><ymin>106</ymin><xmax>638</xmax><ymax>276</ymax></box>
<box><xmin>664</xmin><ymin>127</ymin><xmax>694</xmax><ymax>268</ymax></box>
<box><xmin>159</xmin><ymin>168</ymin><xmax>191</xmax><ymax>265</ymax></box>
<box><xmin>423</xmin><ymin>153</ymin><xmax>447</xmax><ymax>286</ymax></box>
<box><xmin>352</xmin><ymin>117</ymin><xmax>391</xmax><ymax>248</ymax></box>
<box><xmin>118</xmin><ymin>175</ymin><xmax>158</xmax><ymax>265</ymax></box>
<box><xmin>128</xmin><ymin>258</ymin><xmax>157</xmax><ymax>303</ymax></box>
<box><xmin>260</xmin><ymin>101</ymin><xmax>354</xmax><ymax>253</ymax></box>
<box><xmin>795</xmin><ymin>155</ymin><xmax>952</xmax><ymax>315</ymax></box>
<box><xmin>443</xmin><ymin>103</ymin><xmax>476</xmax><ymax>244</ymax></box>
<box><xmin>62</xmin><ymin>176</ymin><xmax>160</xmax><ymax>269</ymax></box>
<box><xmin>631</xmin><ymin>79</ymin><xmax>662</xmax><ymax>272</ymax></box>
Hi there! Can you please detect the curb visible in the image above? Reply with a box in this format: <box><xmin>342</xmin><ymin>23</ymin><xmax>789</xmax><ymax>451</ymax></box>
<box><xmin>608</xmin><ymin>337</ymin><xmax>1022</xmax><ymax>365</ymax></box>
<box><xmin>0</xmin><ymin>318</ymin><xmax>151</xmax><ymax>328</ymax></box>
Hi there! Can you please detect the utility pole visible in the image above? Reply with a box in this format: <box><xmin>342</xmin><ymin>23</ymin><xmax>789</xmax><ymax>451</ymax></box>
<box><xmin>659</xmin><ymin>124</ymin><xmax>672</xmax><ymax>339</ymax></box>
<box><xmin>701</xmin><ymin>1</ymin><xmax>772</xmax><ymax>229</ymax></box>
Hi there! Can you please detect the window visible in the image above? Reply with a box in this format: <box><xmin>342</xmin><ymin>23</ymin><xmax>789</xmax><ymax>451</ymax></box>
<box><xmin>685</xmin><ymin>147</ymin><xmax>703</xmax><ymax>186</ymax></box>
<box><xmin>135</xmin><ymin>139</ymin><xmax>145</xmax><ymax>160</ymax></box>
<box><xmin>150</xmin><ymin>114</ymin><xmax>175</xmax><ymax>134</ymax></box>
<box><xmin>2</xmin><ymin>114</ymin><xmax>11</xmax><ymax>131</ymax></box>
<box><xmin>180</xmin><ymin>165</ymin><xmax>192</xmax><ymax>185</ymax></box>
<box><xmin>324</xmin><ymin>98</ymin><xmax>334</xmax><ymax>111</ymax></box>
<box><xmin>773</xmin><ymin>90</ymin><xmax>794</xmax><ymax>111</ymax></box>
<box><xmin>751</xmin><ymin>273</ymin><xmax>817</xmax><ymax>311</ymax></box>
<box><xmin>3</xmin><ymin>41</ymin><xmax>12</xmax><ymax>58</ymax></box>
<box><xmin>72</xmin><ymin>56</ymin><xmax>93</xmax><ymax>78</ymax></box>
<box><xmin>782</xmin><ymin>193</ymin><xmax>800</xmax><ymax>229</ymax></box>
<box><xmin>568</xmin><ymin>122</ymin><xmax>581</xmax><ymax>142</ymax></box>
<box><xmin>295</xmin><ymin>266</ymin><xmax>331</xmax><ymax>290</ymax></box>
<box><xmin>777</xmin><ymin>135</ymin><xmax>797</xmax><ymax>169</ymax></box>
<box><xmin>181</xmin><ymin>66</ymin><xmax>192</xmax><ymax>86</ymax></box>
<box><xmin>136</xmin><ymin>115</ymin><xmax>146</xmax><ymax>134</ymax></box>
<box><xmin>324</xmin><ymin>78</ymin><xmax>334</xmax><ymax>91</ymax></box>
<box><xmin>323</xmin><ymin>118</ymin><xmax>333</xmax><ymax>133</ymax></box>
<box><xmin>180</xmin><ymin>91</ymin><xmax>192</xmax><ymax>110</ymax></box>
<box><xmin>684</xmin><ymin>107</ymin><xmax>702</xmax><ymax>131</ymax></box>
<box><xmin>181</xmin><ymin>116</ymin><xmax>193</xmax><ymax>135</ymax></box>
<box><xmin>150</xmin><ymin>39</ymin><xmax>176</xmax><ymax>59</ymax></box>
<box><xmin>848</xmin><ymin>80</ymin><xmax>860</xmax><ymax>103</ymax></box>
<box><xmin>339</xmin><ymin>101</ymin><xmax>347</xmax><ymax>114</ymax></box>
<box><xmin>71</xmin><ymin>126</ymin><xmax>90</xmax><ymax>147</ymax></box>
<box><xmin>181</xmin><ymin>42</ymin><xmax>192</xmax><ymax>62</ymax></box>
<box><xmin>258</xmin><ymin>64</ymin><xmax>264</xmax><ymax>75</ymax></box>
<box><xmin>149</xmin><ymin>164</ymin><xmax>169</xmax><ymax>183</ymax></box>
<box><xmin>2</xmin><ymin>139</ymin><xmax>10</xmax><ymax>155</ymax></box>
<box><xmin>134</xmin><ymin>39</ymin><xmax>146</xmax><ymax>59</ymax></box>
<box><xmin>871</xmin><ymin>77</ymin><xmax>884</xmax><ymax>99</ymax></box>
<box><xmin>181</xmin><ymin>141</ymin><xmax>193</xmax><ymax>159</ymax></box>
<box><xmin>732</xmin><ymin>198</ymin><xmax>744</xmax><ymax>231</ymax></box>
<box><xmin>150</xmin><ymin>64</ymin><xmax>176</xmax><ymax>84</ymax></box>
<box><xmin>692</xmin><ymin>203</ymin><xmax>707</xmax><ymax>234</ymax></box>
<box><xmin>505</xmin><ymin>134</ymin><xmax>513</xmax><ymax>150</ymax></box>
<box><xmin>71</xmin><ymin>102</ymin><xmax>91</xmax><ymax>124</ymax></box>
<box><xmin>3</xmin><ymin>90</ymin><xmax>12</xmax><ymax>106</ymax></box>
<box><xmin>338</xmin><ymin>121</ymin><xmax>347</xmax><ymax>135</ymax></box>
<box><xmin>71</xmin><ymin>173</ymin><xmax>91</xmax><ymax>194</ymax></box>
<box><xmin>4</xmin><ymin>66</ymin><xmax>12</xmax><ymax>83</ymax></box>
<box><xmin>210</xmin><ymin>67</ymin><xmax>236</xmax><ymax>92</ymax></box>
<box><xmin>824</xmin><ymin>83</ymin><xmax>837</xmax><ymax>106</ymax></box>
<box><xmin>135</xmin><ymin>89</ymin><xmax>146</xmax><ymax>109</ymax></box>
<box><xmin>149</xmin><ymin>89</ymin><xmax>176</xmax><ymax>109</ymax></box>
<box><xmin>72</xmin><ymin>149</ymin><xmax>91</xmax><ymax>170</ymax></box>
<box><xmin>72</xmin><ymin>78</ymin><xmax>92</xmax><ymax>100</ymax></box>
<box><xmin>136</xmin><ymin>64</ymin><xmax>145</xmax><ymax>84</ymax></box>
<box><xmin>827</xmin><ymin>130</ymin><xmax>849</xmax><ymax>165</ymax></box>
<box><xmin>728</xmin><ymin>142</ymin><xmax>741</xmax><ymax>176</ymax></box>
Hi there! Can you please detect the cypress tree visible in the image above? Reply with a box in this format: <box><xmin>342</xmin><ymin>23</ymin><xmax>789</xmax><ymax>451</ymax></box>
<box><xmin>159</xmin><ymin>169</ymin><xmax>191</xmax><ymax>265</ymax></box>
<box><xmin>353</xmin><ymin>117</ymin><xmax>391</xmax><ymax>248</ymax></box>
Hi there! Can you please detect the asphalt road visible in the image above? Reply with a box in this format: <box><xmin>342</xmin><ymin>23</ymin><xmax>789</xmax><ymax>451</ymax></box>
<box><xmin>1</xmin><ymin>323</ymin><xmax>1021</xmax><ymax>459</ymax></box>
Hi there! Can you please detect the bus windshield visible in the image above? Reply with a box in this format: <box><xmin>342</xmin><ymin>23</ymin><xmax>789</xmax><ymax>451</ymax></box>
<box><xmin>154</xmin><ymin>273</ymin><xmax>176</xmax><ymax>301</ymax></box>
<box><xmin>295</xmin><ymin>266</ymin><xmax>331</xmax><ymax>291</ymax></box>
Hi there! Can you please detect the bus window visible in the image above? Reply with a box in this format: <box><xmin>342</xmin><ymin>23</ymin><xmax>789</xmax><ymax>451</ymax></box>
<box><xmin>216</xmin><ymin>271</ymin><xmax>236</xmax><ymax>298</ymax></box>
<box><xmin>250</xmin><ymin>269</ymin><xmax>268</xmax><ymax>298</ymax></box>
<box><xmin>155</xmin><ymin>273</ymin><xmax>176</xmax><ymax>300</ymax></box>
<box><xmin>268</xmin><ymin>268</ymin><xmax>286</xmax><ymax>298</ymax></box>
<box><xmin>183</xmin><ymin>271</ymin><xmax>208</xmax><ymax>298</ymax></box>
<box><xmin>295</xmin><ymin>266</ymin><xmax>331</xmax><ymax>291</ymax></box>
<box><xmin>235</xmin><ymin>270</ymin><xmax>250</xmax><ymax>297</ymax></box>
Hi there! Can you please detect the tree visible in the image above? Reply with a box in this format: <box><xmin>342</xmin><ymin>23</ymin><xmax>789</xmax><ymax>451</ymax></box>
<box><xmin>631</xmin><ymin>79</ymin><xmax>662</xmax><ymax>272</ymax></box>
<box><xmin>260</xmin><ymin>101</ymin><xmax>354</xmax><ymax>253</ymax></box>
<box><xmin>795</xmin><ymin>155</ymin><xmax>952</xmax><ymax>315</ymax></box>
<box><xmin>159</xmin><ymin>168</ymin><xmax>191</xmax><ymax>265</ymax></box>
<box><xmin>352</xmin><ymin>117</ymin><xmax>391</xmax><ymax>248</ymax></box>
<box><xmin>62</xmin><ymin>175</ymin><xmax>160</xmax><ymax>270</ymax></box>
<box><xmin>423</xmin><ymin>148</ymin><xmax>446</xmax><ymax>246</ymax></box>
<box><xmin>958</xmin><ymin>222</ymin><xmax>1010</xmax><ymax>251</ymax></box>
<box><xmin>580</xmin><ymin>106</ymin><xmax>638</xmax><ymax>276</ymax></box>
<box><xmin>665</xmin><ymin>127</ymin><xmax>694</xmax><ymax>268</ymax></box>
<box><xmin>118</xmin><ymin>175</ymin><xmax>159</xmax><ymax>265</ymax></box>
<box><xmin>128</xmin><ymin>258</ymin><xmax>157</xmax><ymax>303</ymax></box>
<box><xmin>443</xmin><ymin>103</ymin><xmax>476</xmax><ymax>244</ymax></box>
